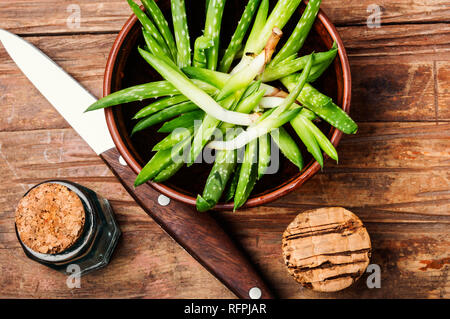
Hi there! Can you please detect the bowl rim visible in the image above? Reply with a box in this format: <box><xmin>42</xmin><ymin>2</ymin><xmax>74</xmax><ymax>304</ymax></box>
<box><xmin>104</xmin><ymin>3</ymin><xmax>351</xmax><ymax>210</ymax></box>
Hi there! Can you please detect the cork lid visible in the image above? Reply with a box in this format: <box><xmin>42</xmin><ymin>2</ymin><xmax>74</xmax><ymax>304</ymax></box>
<box><xmin>282</xmin><ymin>207</ymin><xmax>371</xmax><ymax>292</ymax></box>
<box><xmin>15</xmin><ymin>183</ymin><xmax>86</xmax><ymax>254</ymax></box>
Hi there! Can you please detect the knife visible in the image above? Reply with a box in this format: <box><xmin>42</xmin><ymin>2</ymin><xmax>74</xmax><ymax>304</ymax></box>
<box><xmin>0</xmin><ymin>29</ymin><xmax>275</xmax><ymax>299</ymax></box>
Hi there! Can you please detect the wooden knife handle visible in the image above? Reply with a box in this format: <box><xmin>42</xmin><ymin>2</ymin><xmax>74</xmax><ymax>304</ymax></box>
<box><xmin>100</xmin><ymin>147</ymin><xmax>275</xmax><ymax>299</ymax></box>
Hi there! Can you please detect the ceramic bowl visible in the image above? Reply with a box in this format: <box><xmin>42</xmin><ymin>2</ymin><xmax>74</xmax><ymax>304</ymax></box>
<box><xmin>104</xmin><ymin>0</ymin><xmax>351</xmax><ymax>210</ymax></box>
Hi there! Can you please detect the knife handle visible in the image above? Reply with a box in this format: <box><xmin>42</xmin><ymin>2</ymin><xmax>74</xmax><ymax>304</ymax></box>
<box><xmin>100</xmin><ymin>148</ymin><xmax>275</xmax><ymax>299</ymax></box>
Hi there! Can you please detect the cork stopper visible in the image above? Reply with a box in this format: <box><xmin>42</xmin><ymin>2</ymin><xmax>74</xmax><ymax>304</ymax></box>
<box><xmin>15</xmin><ymin>183</ymin><xmax>85</xmax><ymax>254</ymax></box>
<box><xmin>282</xmin><ymin>207</ymin><xmax>371</xmax><ymax>292</ymax></box>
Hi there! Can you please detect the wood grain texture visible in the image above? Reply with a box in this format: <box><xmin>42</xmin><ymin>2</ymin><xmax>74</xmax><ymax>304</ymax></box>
<box><xmin>0</xmin><ymin>0</ymin><xmax>131</xmax><ymax>35</ymax></box>
<box><xmin>0</xmin><ymin>34</ymin><xmax>113</xmax><ymax>131</ymax></box>
<box><xmin>0</xmin><ymin>0</ymin><xmax>449</xmax><ymax>35</ymax></box>
<box><xmin>0</xmin><ymin>0</ymin><xmax>449</xmax><ymax>299</ymax></box>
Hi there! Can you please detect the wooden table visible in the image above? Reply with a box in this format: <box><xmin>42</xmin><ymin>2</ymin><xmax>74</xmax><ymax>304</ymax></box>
<box><xmin>0</xmin><ymin>0</ymin><xmax>449</xmax><ymax>299</ymax></box>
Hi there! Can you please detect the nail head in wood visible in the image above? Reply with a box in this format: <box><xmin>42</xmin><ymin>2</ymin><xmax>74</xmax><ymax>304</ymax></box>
<box><xmin>249</xmin><ymin>287</ymin><xmax>262</xmax><ymax>299</ymax></box>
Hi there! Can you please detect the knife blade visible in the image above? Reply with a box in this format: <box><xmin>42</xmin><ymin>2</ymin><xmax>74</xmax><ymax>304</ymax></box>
<box><xmin>0</xmin><ymin>28</ymin><xmax>275</xmax><ymax>299</ymax></box>
<box><xmin>0</xmin><ymin>29</ymin><xmax>114</xmax><ymax>155</ymax></box>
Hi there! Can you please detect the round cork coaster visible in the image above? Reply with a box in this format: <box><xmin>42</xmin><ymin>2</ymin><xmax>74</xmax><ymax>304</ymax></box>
<box><xmin>15</xmin><ymin>183</ymin><xmax>85</xmax><ymax>254</ymax></box>
<box><xmin>282</xmin><ymin>207</ymin><xmax>371</xmax><ymax>292</ymax></box>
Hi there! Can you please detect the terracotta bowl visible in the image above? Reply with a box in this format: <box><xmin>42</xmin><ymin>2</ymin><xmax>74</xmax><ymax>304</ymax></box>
<box><xmin>104</xmin><ymin>0</ymin><xmax>351</xmax><ymax>210</ymax></box>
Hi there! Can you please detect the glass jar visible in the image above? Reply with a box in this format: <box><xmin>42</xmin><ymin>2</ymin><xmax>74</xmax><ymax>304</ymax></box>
<box><xmin>15</xmin><ymin>180</ymin><xmax>121</xmax><ymax>276</ymax></box>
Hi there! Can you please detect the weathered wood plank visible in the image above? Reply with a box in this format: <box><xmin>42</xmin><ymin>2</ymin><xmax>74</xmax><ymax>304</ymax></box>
<box><xmin>1</xmin><ymin>25</ymin><xmax>449</xmax><ymax>132</ymax></box>
<box><xmin>341</xmin><ymin>23</ymin><xmax>450</xmax><ymax>60</ymax></box>
<box><xmin>437</xmin><ymin>61</ymin><xmax>450</xmax><ymax>119</ymax></box>
<box><xmin>275</xmin><ymin>123</ymin><xmax>450</xmax><ymax>215</ymax></box>
<box><xmin>335</xmin><ymin>122</ymin><xmax>450</xmax><ymax>170</ymax></box>
<box><xmin>0</xmin><ymin>130</ymin><xmax>234</xmax><ymax>298</ymax></box>
<box><xmin>220</xmin><ymin>205</ymin><xmax>450</xmax><ymax>298</ymax></box>
<box><xmin>0</xmin><ymin>34</ymin><xmax>113</xmax><ymax>132</ymax></box>
<box><xmin>0</xmin><ymin>0</ymin><xmax>449</xmax><ymax>299</ymax></box>
<box><xmin>274</xmin><ymin>170</ymin><xmax>449</xmax><ymax>216</ymax></box>
<box><xmin>341</xmin><ymin>23</ymin><xmax>450</xmax><ymax>121</ymax></box>
<box><xmin>350</xmin><ymin>60</ymin><xmax>437</xmax><ymax>122</ymax></box>
<box><xmin>1</xmin><ymin>123</ymin><xmax>448</xmax><ymax>214</ymax></box>
<box><xmin>0</xmin><ymin>0</ymin><xmax>449</xmax><ymax>35</ymax></box>
<box><xmin>0</xmin><ymin>207</ymin><xmax>234</xmax><ymax>298</ymax></box>
<box><xmin>0</xmin><ymin>122</ymin><xmax>448</xmax><ymax>298</ymax></box>
<box><xmin>2</xmin><ymin>201</ymin><xmax>448</xmax><ymax>298</ymax></box>
<box><xmin>324</xmin><ymin>0</ymin><xmax>450</xmax><ymax>26</ymax></box>
<box><xmin>0</xmin><ymin>0</ymin><xmax>130</xmax><ymax>35</ymax></box>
